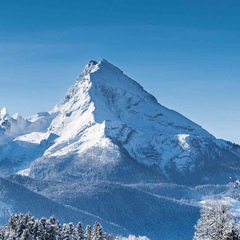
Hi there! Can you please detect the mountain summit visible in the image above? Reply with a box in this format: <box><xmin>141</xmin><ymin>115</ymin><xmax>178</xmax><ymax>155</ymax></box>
<box><xmin>1</xmin><ymin>59</ymin><xmax>240</xmax><ymax>239</ymax></box>
<box><xmin>1</xmin><ymin>59</ymin><xmax>240</xmax><ymax>184</ymax></box>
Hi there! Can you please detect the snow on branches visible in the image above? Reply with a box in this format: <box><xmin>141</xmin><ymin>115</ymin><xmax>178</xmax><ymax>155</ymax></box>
<box><xmin>0</xmin><ymin>213</ymin><xmax>150</xmax><ymax>240</ymax></box>
<box><xmin>0</xmin><ymin>213</ymin><xmax>107</xmax><ymax>240</ymax></box>
<box><xmin>193</xmin><ymin>199</ymin><xmax>239</xmax><ymax>240</ymax></box>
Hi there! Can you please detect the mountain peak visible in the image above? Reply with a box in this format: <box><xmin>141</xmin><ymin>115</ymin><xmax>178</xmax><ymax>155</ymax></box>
<box><xmin>0</xmin><ymin>107</ymin><xmax>9</xmax><ymax>120</ymax></box>
<box><xmin>98</xmin><ymin>59</ymin><xmax>123</xmax><ymax>74</ymax></box>
<box><xmin>81</xmin><ymin>60</ymin><xmax>98</xmax><ymax>76</ymax></box>
<box><xmin>0</xmin><ymin>58</ymin><xmax>239</xmax><ymax>187</ymax></box>
<box><xmin>79</xmin><ymin>59</ymin><xmax>123</xmax><ymax>79</ymax></box>
<box><xmin>12</xmin><ymin>113</ymin><xmax>22</xmax><ymax>120</ymax></box>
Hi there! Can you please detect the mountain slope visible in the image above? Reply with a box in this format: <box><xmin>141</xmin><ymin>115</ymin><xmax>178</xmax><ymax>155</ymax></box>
<box><xmin>0</xmin><ymin>110</ymin><xmax>53</xmax><ymax>176</ymax></box>
<box><xmin>1</xmin><ymin>59</ymin><xmax>240</xmax><ymax>239</ymax></box>
<box><xmin>0</xmin><ymin>176</ymin><xmax>127</xmax><ymax>235</ymax></box>
<box><xmin>1</xmin><ymin>59</ymin><xmax>240</xmax><ymax>184</ymax></box>
<box><xmin>7</xmin><ymin>175</ymin><xmax>202</xmax><ymax>240</ymax></box>
<box><xmin>26</xmin><ymin>59</ymin><xmax>240</xmax><ymax>185</ymax></box>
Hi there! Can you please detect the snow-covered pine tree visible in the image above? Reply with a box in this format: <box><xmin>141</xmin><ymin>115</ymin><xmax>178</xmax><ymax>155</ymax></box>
<box><xmin>6</xmin><ymin>214</ymin><xmax>16</xmax><ymax>239</ymax></box>
<box><xmin>61</xmin><ymin>223</ymin><xmax>70</xmax><ymax>240</ymax></box>
<box><xmin>30</xmin><ymin>220</ymin><xmax>39</xmax><ymax>240</ymax></box>
<box><xmin>22</xmin><ymin>213</ymin><xmax>31</xmax><ymax>227</ymax></box>
<box><xmin>92</xmin><ymin>222</ymin><xmax>103</xmax><ymax>240</ymax></box>
<box><xmin>0</xmin><ymin>213</ymin><xmax>126</xmax><ymax>240</ymax></box>
<box><xmin>85</xmin><ymin>225</ymin><xmax>92</xmax><ymax>240</ymax></box>
<box><xmin>68</xmin><ymin>222</ymin><xmax>76</xmax><ymax>239</ymax></box>
<box><xmin>76</xmin><ymin>222</ymin><xmax>84</xmax><ymax>240</ymax></box>
<box><xmin>45</xmin><ymin>216</ymin><xmax>58</xmax><ymax>240</ymax></box>
<box><xmin>16</xmin><ymin>218</ymin><xmax>25</xmax><ymax>238</ymax></box>
<box><xmin>193</xmin><ymin>199</ymin><xmax>236</xmax><ymax>240</ymax></box>
<box><xmin>7</xmin><ymin>214</ymin><xmax>16</xmax><ymax>234</ymax></box>
<box><xmin>38</xmin><ymin>217</ymin><xmax>48</xmax><ymax>239</ymax></box>
<box><xmin>20</xmin><ymin>229</ymin><xmax>31</xmax><ymax>240</ymax></box>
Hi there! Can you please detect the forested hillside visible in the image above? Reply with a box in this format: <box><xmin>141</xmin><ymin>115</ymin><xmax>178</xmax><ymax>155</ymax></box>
<box><xmin>0</xmin><ymin>213</ymin><xmax>149</xmax><ymax>240</ymax></box>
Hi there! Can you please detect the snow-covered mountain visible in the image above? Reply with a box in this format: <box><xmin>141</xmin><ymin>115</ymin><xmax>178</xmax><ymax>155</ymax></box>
<box><xmin>1</xmin><ymin>59</ymin><xmax>240</xmax><ymax>184</ymax></box>
<box><xmin>1</xmin><ymin>59</ymin><xmax>240</xmax><ymax>239</ymax></box>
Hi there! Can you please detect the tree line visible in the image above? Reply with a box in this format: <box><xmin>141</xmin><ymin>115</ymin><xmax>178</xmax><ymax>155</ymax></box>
<box><xmin>0</xmin><ymin>213</ymin><xmax>149</xmax><ymax>240</ymax></box>
<box><xmin>0</xmin><ymin>213</ymin><xmax>112</xmax><ymax>240</ymax></box>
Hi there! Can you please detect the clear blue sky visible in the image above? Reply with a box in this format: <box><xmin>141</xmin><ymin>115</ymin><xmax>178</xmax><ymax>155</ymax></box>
<box><xmin>0</xmin><ymin>0</ymin><xmax>239</xmax><ymax>144</ymax></box>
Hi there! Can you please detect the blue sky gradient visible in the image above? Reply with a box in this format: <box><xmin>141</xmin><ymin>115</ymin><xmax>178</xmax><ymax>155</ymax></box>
<box><xmin>0</xmin><ymin>0</ymin><xmax>240</xmax><ymax>143</ymax></box>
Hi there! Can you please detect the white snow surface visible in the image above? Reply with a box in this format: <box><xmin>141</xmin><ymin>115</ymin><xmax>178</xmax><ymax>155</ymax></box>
<box><xmin>41</xmin><ymin>59</ymin><xmax>214</xmax><ymax>169</ymax></box>
<box><xmin>0</xmin><ymin>59</ymin><xmax>240</xmax><ymax>183</ymax></box>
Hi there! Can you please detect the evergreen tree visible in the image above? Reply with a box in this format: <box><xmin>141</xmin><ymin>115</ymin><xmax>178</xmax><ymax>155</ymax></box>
<box><xmin>31</xmin><ymin>221</ymin><xmax>38</xmax><ymax>240</ymax></box>
<box><xmin>20</xmin><ymin>229</ymin><xmax>31</xmax><ymax>240</ymax></box>
<box><xmin>62</xmin><ymin>223</ymin><xmax>72</xmax><ymax>240</ymax></box>
<box><xmin>85</xmin><ymin>225</ymin><xmax>92</xmax><ymax>240</ymax></box>
<box><xmin>38</xmin><ymin>217</ymin><xmax>47</xmax><ymax>240</ymax></box>
<box><xmin>92</xmin><ymin>222</ymin><xmax>103</xmax><ymax>240</ymax></box>
<box><xmin>76</xmin><ymin>222</ymin><xmax>84</xmax><ymax>240</ymax></box>
<box><xmin>68</xmin><ymin>222</ymin><xmax>75</xmax><ymax>239</ymax></box>
<box><xmin>16</xmin><ymin>220</ymin><xmax>25</xmax><ymax>238</ymax></box>
<box><xmin>0</xmin><ymin>212</ymin><xmax>117</xmax><ymax>240</ymax></box>
<box><xmin>193</xmin><ymin>200</ymin><xmax>236</xmax><ymax>240</ymax></box>
<box><xmin>7</xmin><ymin>214</ymin><xmax>16</xmax><ymax>234</ymax></box>
<box><xmin>46</xmin><ymin>220</ymin><xmax>57</xmax><ymax>240</ymax></box>
<box><xmin>0</xmin><ymin>226</ymin><xmax>6</xmax><ymax>240</ymax></box>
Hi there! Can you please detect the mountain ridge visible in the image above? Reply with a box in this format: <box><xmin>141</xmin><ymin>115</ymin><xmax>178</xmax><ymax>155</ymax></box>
<box><xmin>0</xmin><ymin>59</ymin><xmax>240</xmax><ymax>185</ymax></box>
